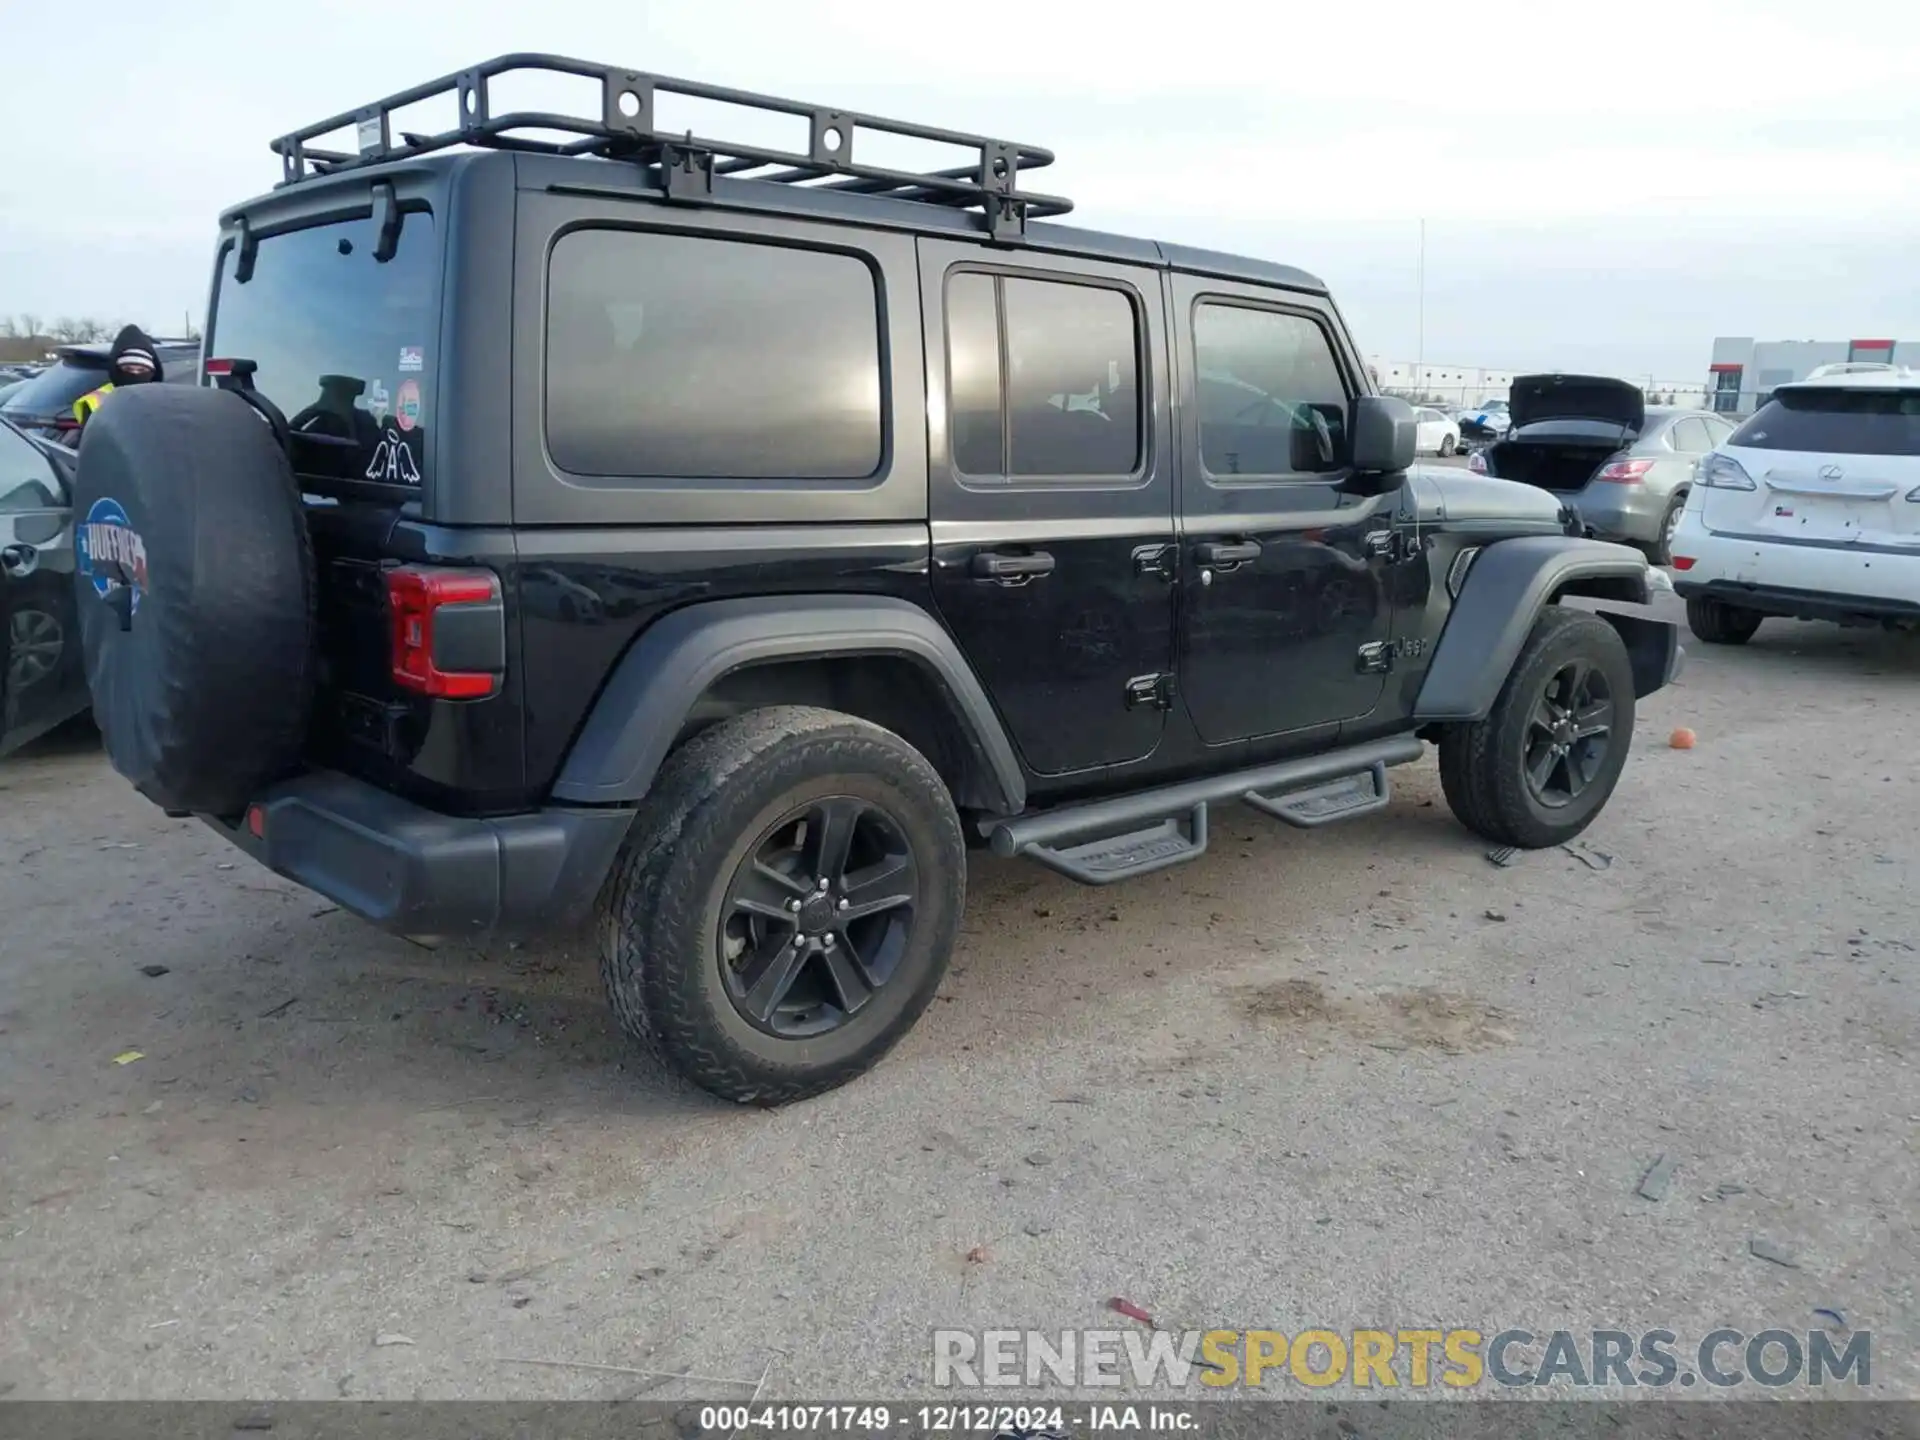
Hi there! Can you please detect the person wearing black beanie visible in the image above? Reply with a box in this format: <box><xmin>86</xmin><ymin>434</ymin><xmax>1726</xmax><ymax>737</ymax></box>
<box><xmin>106</xmin><ymin>325</ymin><xmax>163</xmax><ymax>386</ymax></box>
<box><xmin>70</xmin><ymin>325</ymin><xmax>165</xmax><ymax>439</ymax></box>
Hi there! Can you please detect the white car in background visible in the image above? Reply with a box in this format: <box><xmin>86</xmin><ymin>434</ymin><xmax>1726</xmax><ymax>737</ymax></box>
<box><xmin>1669</xmin><ymin>369</ymin><xmax>1920</xmax><ymax>643</ymax></box>
<box><xmin>1411</xmin><ymin>405</ymin><xmax>1462</xmax><ymax>456</ymax></box>
<box><xmin>1804</xmin><ymin>361</ymin><xmax>1901</xmax><ymax>380</ymax></box>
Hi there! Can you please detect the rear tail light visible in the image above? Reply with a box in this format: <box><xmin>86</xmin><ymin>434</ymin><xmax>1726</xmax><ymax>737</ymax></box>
<box><xmin>1698</xmin><ymin>452</ymin><xmax>1756</xmax><ymax>491</ymax></box>
<box><xmin>385</xmin><ymin>565</ymin><xmax>504</xmax><ymax>699</ymax></box>
<box><xmin>1671</xmin><ymin>556</ymin><xmax>1696</xmax><ymax>570</ymax></box>
<box><xmin>1594</xmin><ymin>459</ymin><xmax>1655</xmax><ymax>484</ymax></box>
<box><xmin>1467</xmin><ymin>450</ymin><xmax>1488</xmax><ymax>474</ymax></box>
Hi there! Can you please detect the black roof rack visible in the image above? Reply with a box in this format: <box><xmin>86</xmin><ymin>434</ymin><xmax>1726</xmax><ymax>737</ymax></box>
<box><xmin>269</xmin><ymin>52</ymin><xmax>1072</xmax><ymax>241</ymax></box>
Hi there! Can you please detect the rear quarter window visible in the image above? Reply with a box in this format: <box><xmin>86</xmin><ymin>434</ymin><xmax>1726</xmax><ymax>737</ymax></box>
<box><xmin>544</xmin><ymin>229</ymin><xmax>884</xmax><ymax>480</ymax></box>
<box><xmin>1731</xmin><ymin>389</ymin><xmax>1920</xmax><ymax>457</ymax></box>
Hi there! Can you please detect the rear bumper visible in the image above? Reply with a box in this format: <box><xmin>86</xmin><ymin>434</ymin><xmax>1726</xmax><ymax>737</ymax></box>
<box><xmin>1671</xmin><ymin>522</ymin><xmax>1920</xmax><ymax>621</ymax></box>
<box><xmin>1570</xmin><ymin>485</ymin><xmax>1668</xmax><ymax>545</ymax></box>
<box><xmin>1674</xmin><ymin>576</ymin><xmax>1920</xmax><ymax>626</ymax></box>
<box><xmin>208</xmin><ymin>770</ymin><xmax>634</xmax><ymax>937</ymax></box>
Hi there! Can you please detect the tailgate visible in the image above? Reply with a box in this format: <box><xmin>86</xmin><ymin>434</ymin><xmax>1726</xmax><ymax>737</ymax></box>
<box><xmin>1715</xmin><ymin>460</ymin><xmax>1920</xmax><ymax>549</ymax></box>
<box><xmin>305</xmin><ymin>501</ymin><xmax>410</xmax><ymax>760</ymax></box>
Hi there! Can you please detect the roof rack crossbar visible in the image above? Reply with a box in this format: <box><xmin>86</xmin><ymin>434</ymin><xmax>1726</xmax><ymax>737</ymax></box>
<box><xmin>269</xmin><ymin>52</ymin><xmax>1071</xmax><ymax>239</ymax></box>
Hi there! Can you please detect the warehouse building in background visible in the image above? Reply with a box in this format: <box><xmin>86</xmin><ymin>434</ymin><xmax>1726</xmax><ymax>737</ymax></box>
<box><xmin>1369</xmin><ymin>358</ymin><xmax>1707</xmax><ymax>410</ymax></box>
<box><xmin>1366</xmin><ymin>360</ymin><xmax>1515</xmax><ymax>408</ymax></box>
<box><xmin>1707</xmin><ymin>336</ymin><xmax>1911</xmax><ymax>415</ymax></box>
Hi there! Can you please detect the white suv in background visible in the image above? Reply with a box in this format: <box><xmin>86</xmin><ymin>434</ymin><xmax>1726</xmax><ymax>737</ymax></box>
<box><xmin>1670</xmin><ymin>370</ymin><xmax>1920</xmax><ymax>643</ymax></box>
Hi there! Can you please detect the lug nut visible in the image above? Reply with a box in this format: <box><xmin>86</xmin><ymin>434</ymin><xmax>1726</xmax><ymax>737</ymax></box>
<box><xmin>815</xmin><ymin>876</ymin><xmax>830</xmax><ymax>892</ymax></box>
<box><xmin>822</xmin><ymin>934</ymin><xmax>836</xmax><ymax>949</ymax></box>
<box><xmin>837</xmin><ymin>898</ymin><xmax>849</xmax><ymax>911</ymax></box>
<box><xmin>787</xmin><ymin>898</ymin><xmax>802</xmax><ymax>913</ymax></box>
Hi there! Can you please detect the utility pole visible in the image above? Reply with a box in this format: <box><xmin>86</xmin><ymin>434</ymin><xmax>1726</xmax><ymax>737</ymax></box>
<box><xmin>1416</xmin><ymin>218</ymin><xmax>1426</xmax><ymax>395</ymax></box>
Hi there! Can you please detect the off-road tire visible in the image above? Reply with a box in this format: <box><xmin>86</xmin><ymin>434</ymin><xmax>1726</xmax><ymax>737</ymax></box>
<box><xmin>1685</xmin><ymin>594</ymin><xmax>1762</xmax><ymax>646</ymax></box>
<box><xmin>597</xmin><ymin>706</ymin><xmax>965</xmax><ymax>1105</ymax></box>
<box><xmin>1438</xmin><ymin>607</ymin><xmax>1636</xmax><ymax>849</ymax></box>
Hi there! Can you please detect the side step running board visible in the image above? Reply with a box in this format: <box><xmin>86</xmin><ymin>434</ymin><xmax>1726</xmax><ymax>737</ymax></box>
<box><xmin>987</xmin><ymin>735</ymin><xmax>1424</xmax><ymax>886</ymax></box>
<box><xmin>1012</xmin><ymin>806</ymin><xmax>1209</xmax><ymax>887</ymax></box>
<box><xmin>1244</xmin><ymin>763</ymin><xmax>1390</xmax><ymax>828</ymax></box>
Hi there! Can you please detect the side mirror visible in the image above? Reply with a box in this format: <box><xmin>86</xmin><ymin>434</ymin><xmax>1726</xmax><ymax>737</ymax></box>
<box><xmin>1351</xmin><ymin>395</ymin><xmax>1416</xmax><ymax>480</ymax></box>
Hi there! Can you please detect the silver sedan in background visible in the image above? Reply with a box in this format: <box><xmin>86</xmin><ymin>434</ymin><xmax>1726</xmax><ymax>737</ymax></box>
<box><xmin>1473</xmin><ymin>405</ymin><xmax>1738</xmax><ymax>564</ymax></box>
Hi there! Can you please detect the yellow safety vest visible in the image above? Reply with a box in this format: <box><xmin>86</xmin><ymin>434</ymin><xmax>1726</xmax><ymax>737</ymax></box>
<box><xmin>72</xmin><ymin>383</ymin><xmax>116</xmax><ymax>427</ymax></box>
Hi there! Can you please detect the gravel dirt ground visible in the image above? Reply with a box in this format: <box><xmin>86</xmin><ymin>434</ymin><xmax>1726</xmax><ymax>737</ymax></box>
<box><xmin>1</xmin><ymin>594</ymin><xmax>1914</xmax><ymax>1404</ymax></box>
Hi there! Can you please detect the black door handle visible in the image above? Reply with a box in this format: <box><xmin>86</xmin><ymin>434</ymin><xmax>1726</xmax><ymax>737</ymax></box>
<box><xmin>1196</xmin><ymin>539</ymin><xmax>1261</xmax><ymax>566</ymax></box>
<box><xmin>971</xmin><ymin>550</ymin><xmax>1056</xmax><ymax>583</ymax></box>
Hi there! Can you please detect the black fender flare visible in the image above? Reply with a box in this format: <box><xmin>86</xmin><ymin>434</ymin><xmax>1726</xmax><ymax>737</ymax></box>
<box><xmin>1413</xmin><ymin>536</ymin><xmax>1664</xmax><ymax>722</ymax></box>
<box><xmin>550</xmin><ymin>594</ymin><xmax>1026</xmax><ymax>813</ymax></box>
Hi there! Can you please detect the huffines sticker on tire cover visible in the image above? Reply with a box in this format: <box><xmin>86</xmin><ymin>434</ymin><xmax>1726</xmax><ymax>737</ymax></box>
<box><xmin>76</xmin><ymin>497</ymin><xmax>149</xmax><ymax>616</ymax></box>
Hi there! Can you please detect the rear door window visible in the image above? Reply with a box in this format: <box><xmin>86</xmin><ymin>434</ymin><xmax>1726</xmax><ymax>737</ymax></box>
<box><xmin>545</xmin><ymin>230</ymin><xmax>883</xmax><ymax>480</ymax></box>
<box><xmin>206</xmin><ymin>211</ymin><xmax>441</xmax><ymax>490</ymax></box>
<box><xmin>945</xmin><ymin>272</ymin><xmax>1003</xmax><ymax>477</ymax></box>
<box><xmin>1730</xmin><ymin>389</ymin><xmax>1920</xmax><ymax>457</ymax></box>
<box><xmin>941</xmin><ymin>272</ymin><xmax>1143</xmax><ymax>480</ymax></box>
<box><xmin>1004</xmin><ymin>278</ymin><xmax>1140</xmax><ymax>477</ymax></box>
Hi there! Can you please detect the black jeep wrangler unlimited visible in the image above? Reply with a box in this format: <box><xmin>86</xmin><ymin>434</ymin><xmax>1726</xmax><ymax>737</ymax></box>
<box><xmin>72</xmin><ymin>55</ymin><xmax>1680</xmax><ymax>1104</ymax></box>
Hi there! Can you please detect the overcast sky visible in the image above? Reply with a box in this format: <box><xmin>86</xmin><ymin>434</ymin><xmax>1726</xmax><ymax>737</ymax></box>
<box><xmin>4</xmin><ymin>0</ymin><xmax>1916</xmax><ymax>381</ymax></box>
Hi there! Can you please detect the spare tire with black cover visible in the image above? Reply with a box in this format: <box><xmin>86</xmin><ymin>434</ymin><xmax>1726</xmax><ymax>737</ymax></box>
<box><xmin>72</xmin><ymin>384</ymin><xmax>314</xmax><ymax>815</ymax></box>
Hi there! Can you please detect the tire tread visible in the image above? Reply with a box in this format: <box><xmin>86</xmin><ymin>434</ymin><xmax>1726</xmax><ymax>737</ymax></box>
<box><xmin>1685</xmin><ymin>595</ymin><xmax>1761</xmax><ymax>646</ymax></box>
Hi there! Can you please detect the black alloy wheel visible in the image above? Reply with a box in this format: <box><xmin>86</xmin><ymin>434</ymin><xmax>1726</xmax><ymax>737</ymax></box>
<box><xmin>1522</xmin><ymin>658</ymin><xmax>1614</xmax><ymax>809</ymax></box>
<box><xmin>718</xmin><ymin>795</ymin><xmax>918</xmax><ymax>1039</ymax></box>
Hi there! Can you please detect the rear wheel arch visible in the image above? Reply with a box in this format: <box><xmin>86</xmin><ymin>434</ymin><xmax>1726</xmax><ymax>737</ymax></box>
<box><xmin>552</xmin><ymin>595</ymin><xmax>1026</xmax><ymax>815</ymax></box>
<box><xmin>675</xmin><ymin>653</ymin><xmax>1005</xmax><ymax>814</ymax></box>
